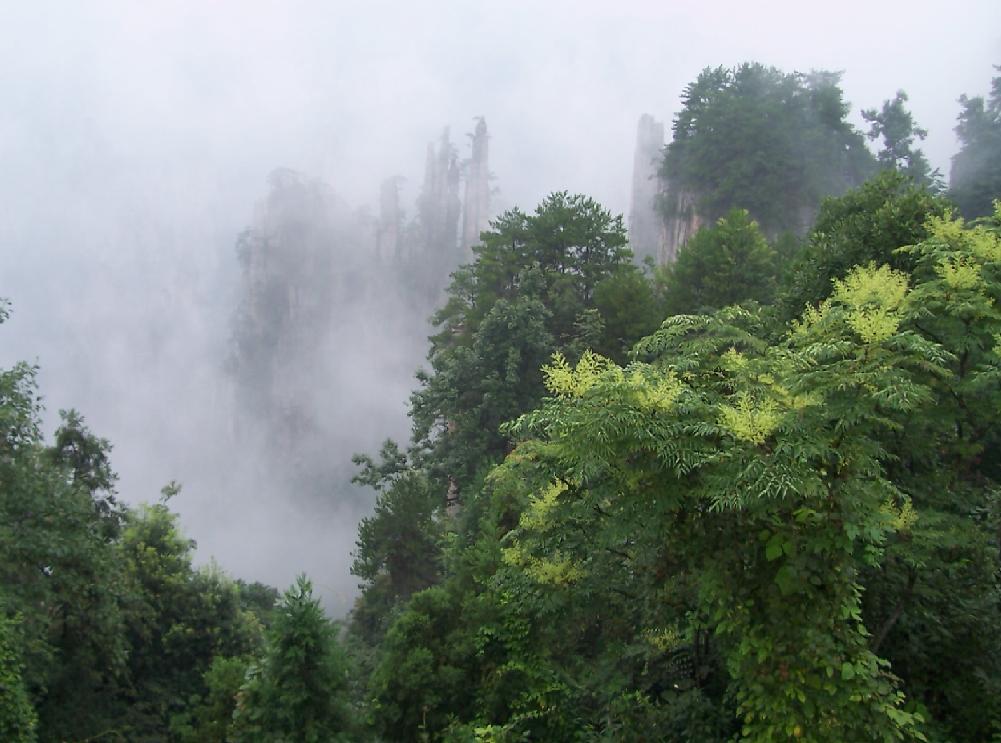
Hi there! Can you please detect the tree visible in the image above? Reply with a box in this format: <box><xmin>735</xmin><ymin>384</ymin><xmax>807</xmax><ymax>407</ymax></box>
<box><xmin>0</xmin><ymin>309</ymin><xmax>130</xmax><ymax>740</ymax></box>
<box><xmin>119</xmin><ymin>496</ymin><xmax>264</xmax><ymax>738</ymax></box>
<box><xmin>862</xmin><ymin>90</ymin><xmax>937</xmax><ymax>187</ymax></box>
<box><xmin>868</xmin><ymin>207</ymin><xmax>1001</xmax><ymax>740</ymax></box>
<box><xmin>351</xmin><ymin>456</ymin><xmax>441</xmax><ymax>641</ymax></box>
<box><xmin>592</xmin><ymin>266</ymin><xmax>663</xmax><ymax>361</ymax></box>
<box><xmin>235</xmin><ymin>575</ymin><xmax>350</xmax><ymax>742</ymax></box>
<box><xmin>410</xmin><ymin>192</ymin><xmax>642</xmax><ymax>496</ymax></box>
<box><xmin>1</xmin><ymin>301</ymin><xmax>277</xmax><ymax>740</ymax></box>
<box><xmin>176</xmin><ymin>655</ymin><xmax>252</xmax><ymax>743</ymax></box>
<box><xmin>658</xmin><ymin>208</ymin><xmax>777</xmax><ymax>315</ymax></box>
<box><xmin>778</xmin><ymin>170</ymin><xmax>949</xmax><ymax>322</ymax></box>
<box><xmin>950</xmin><ymin>68</ymin><xmax>1001</xmax><ymax>219</ymax></box>
<box><xmin>488</xmin><ymin>206</ymin><xmax>1001</xmax><ymax>739</ymax></box>
<box><xmin>0</xmin><ymin>614</ymin><xmax>36</xmax><ymax>743</ymax></box>
<box><xmin>351</xmin><ymin>194</ymin><xmax>657</xmax><ymax>735</ymax></box>
<box><xmin>367</xmin><ymin>585</ymin><xmax>474</xmax><ymax>740</ymax></box>
<box><xmin>500</xmin><ymin>267</ymin><xmax>942</xmax><ymax>739</ymax></box>
<box><xmin>353</xmin><ymin>196</ymin><xmax>1001</xmax><ymax>738</ymax></box>
<box><xmin>662</xmin><ymin>64</ymin><xmax>875</xmax><ymax>236</ymax></box>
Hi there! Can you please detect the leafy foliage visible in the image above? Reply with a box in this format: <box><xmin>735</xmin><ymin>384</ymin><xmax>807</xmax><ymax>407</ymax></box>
<box><xmin>0</xmin><ymin>614</ymin><xmax>36</xmax><ymax>743</ymax></box>
<box><xmin>235</xmin><ymin>575</ymin><xmax>350</xmax><ymax>742</ymax></box>
<box><xmin>659</xmin><ymin>208</ymin><xmax>777</xmax><ymax>315</ymax></box>
<box><xmin>351</xmin><ymin>448</ymin><xmax>442</xmax><ymax>642</ymax></box>
<box><xmin>950</xmin><ymin>68</ymin><xmax>1001</xmax><ymax>219</ymax></box>
<box><xmin>0</xmin><ymin>303</ymin><xmax>275</xmax><ymax>741</ymax></box>
<box><xmin>662</xmin><ymin>63</ymin><xmax>875</xmax><ymax>235</ymax></box>
<box><xmin>863</xmin><ymin>90</ymin><xmax>938</xmax><ymax>188</ymax></box>
<box><xmin>351</xmin><ymin>190</ymin><xmax>1001</xmax><ymax>741</ymax></box>
<box><xmin>409</xmin><ymin>191</ymin><xmax>654</xmax><ymax>490</ymax></box>
<box><xmin>778</xmin><ymin>170</ymin><xmax>949</xmax><ymax>322</ymax></box>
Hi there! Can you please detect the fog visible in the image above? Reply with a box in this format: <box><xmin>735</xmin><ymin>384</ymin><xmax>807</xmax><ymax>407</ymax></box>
<box><xmin>1</xmin><ymin>1</ymin><xmax>998</xmax><ymax>614</ymax></box>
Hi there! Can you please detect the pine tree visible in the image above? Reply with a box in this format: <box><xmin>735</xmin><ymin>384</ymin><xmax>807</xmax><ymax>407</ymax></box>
<box><xmin>236</xmin><ymin>575</ymin><xmax>349</xmax><ymax>742</ymax></box>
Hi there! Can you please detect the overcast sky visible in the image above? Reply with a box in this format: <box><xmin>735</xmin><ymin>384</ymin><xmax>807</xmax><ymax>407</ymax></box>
<box><xmin>1</xmin><ymin>1</ymin><xmax>998</xmax><ymax>610</ymax></box>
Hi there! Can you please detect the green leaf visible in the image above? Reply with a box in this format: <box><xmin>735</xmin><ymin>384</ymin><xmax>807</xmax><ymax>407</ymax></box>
<box><xmin>765</xmin><ymin>534</ymin><xmax>785</xmax><ymax>561</ymax></box>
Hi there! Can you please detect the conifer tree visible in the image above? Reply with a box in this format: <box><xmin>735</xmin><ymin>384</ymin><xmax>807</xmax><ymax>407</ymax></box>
<box><xmin>236</xmin><ymin>575</ymin><xmax>349</xmax><ymax>742</ymax></box>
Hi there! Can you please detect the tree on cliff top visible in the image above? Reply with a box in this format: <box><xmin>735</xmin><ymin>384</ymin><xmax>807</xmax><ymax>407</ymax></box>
<box><xmin>662</xmin><ymin>63</ymin><xmax>875</xmax><ymax>236</ymax></box>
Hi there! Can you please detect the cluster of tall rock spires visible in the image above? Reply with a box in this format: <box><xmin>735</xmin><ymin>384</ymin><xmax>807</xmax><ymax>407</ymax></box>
<box><xmin>375</xmin><ymin>119</ymin><xmax>491</xmax><ymax>267</ymax></box>
<box><xmin>228</xmin><ymin>119</ymin><xmax>494</xmax><ymax>487</ymax></box>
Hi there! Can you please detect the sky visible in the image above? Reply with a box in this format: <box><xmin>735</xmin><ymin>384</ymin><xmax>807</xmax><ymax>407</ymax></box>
<box><xmin>1</xmin><ymin>0</ymin><xmax>998</xmax><ymax>612</ymax></box>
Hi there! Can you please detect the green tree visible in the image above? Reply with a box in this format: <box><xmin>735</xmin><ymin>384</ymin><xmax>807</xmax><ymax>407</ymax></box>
<box><xmin>863</xmin><ymin>90</ymin><xmax>937</xmax><ymax>187</ymax></box>
<box><xmin>869</xmin><ymin>207</ymin><xmax>1001</xmax><ymax>740</ymax></box>
<box><xmin>658</xmin><ymin>208</ymin><xmax>777</xmax><ymax>315</ymax></box>
<box><xmin>236</xmin><ymin>575</ymin><xmax>350</xmax><ymax>742</ymax></box>
<box><xmin>591</xmin><ymin>266</ymin><xmax>663</xmax><ymax>360</ymax></box>
<box><xmin>0</xmin><ymin>614</ymin><xmax>36</xmax><ymax>743</ymax></box>
<box><xmin>176</xmin><ymin>655</ymin><xmax>252</xmax><ymax>743</ymax></box>
<box><xmin>1</xmin><ymin>300</ymin><xmax>278</xmax><ymax>740</ymax></box>
<box><xmin>488</xmin><ymin>207</ymin><xmax>1001</xmax><ymax>739</ymax></box>
<box><xmin>119</xmin><ymin>496</ymin><xmax>264</xmax><ymax>739</ymax></box>
<box><xmin>410</xmin><ymin>192</ymin><xmax>641</xmax><ymax>496</ymax></box>
<box><xmin>368</xmin><ymin>585</ymin><xmax>475</xmax><ymax>741</ymax></box>
<box><xmin>662</xmin><ymin>64</ymin><xmax>875</xmax><ymax>235</ymax></box>
<box><xmin>351</xmin><ymin>447</ymin><xmax>442</xmax><ymax>641</ymax></box>
<box><xmin>0</xmin><ymin>313</ymin><xmax>130</xmax><ymax>740</ymax></box>
<box><xmin>352</xmin><ymin>194</ymin><xmax>657</xmax><ymax>736</ymax></box>
<box><xmin>950</xmin><ymin>68</ymin><xmax>1001</xmax><ymax>219</ymax></box>
<box><xmin>501</xmin><ymin>267</ymin><xmax>941</xmax><ymax>739</ymax></box>
<box><xmin>778</xmin><ymin>170</ymin><xmax>949</xmax><ymax>322</ymax></box>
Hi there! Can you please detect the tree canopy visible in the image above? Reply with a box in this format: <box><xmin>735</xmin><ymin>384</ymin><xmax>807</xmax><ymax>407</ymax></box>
<box><xmin>658</xmin><ymin>208</ymin><xmax>777</xmax><ymax>315</ymax></box>
<box><xmin>661</xmin><ymin>63</ymin><xmax>876</xmax><ymax>236</ymax></box>
<box><xmin>346</xmin><ymin>192</ymin><xmax>1001</xmax><ymax>741</ymax></box>
<box><xmin>950</xmin><ymin>68</ymin><xmax>1001</xmax><ymax>219</ymax></box>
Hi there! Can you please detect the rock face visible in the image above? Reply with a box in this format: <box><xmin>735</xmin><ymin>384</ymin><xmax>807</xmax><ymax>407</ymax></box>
<box><xmin>629</xmin><ymin>114</ymin><xmax>708</xmax><ymax>266</ymax></box>
<box><xmin>658</xmin><ymin>182</ymin><xmax>704</xmax><ymax>264</ymax></box>
<box><xmin>628</xmin><ymin>114</ymin><xmax>669</xmax><ymax>265</ymax></box>
<box><xmin>461</xmin><ymin>117</ymin><xmax>491</xmax><ymax>256</ymax></box>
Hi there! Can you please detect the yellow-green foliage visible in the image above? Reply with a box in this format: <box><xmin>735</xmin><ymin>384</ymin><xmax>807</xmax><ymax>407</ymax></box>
<box><xmin>543</xmin><ymin>351</ymin><xmax>681</xmax><ymax>413</ymax></box>
<box><xmin>643</xmin><ymin>625</ymin><xmax>683</xmax><ymax>653</ymax></box>
<box><xmin>757</xmin><ymin>371</ymin><xmax>819</xmax><ymax>413</ymax></box>
<box><xmin>831</xmin><ymin>264</ymin><xmax>909</xmax><ymax>344</ymax></box>
<box><xmin>626</xmin><ymin>365</ymin><xmax>682</xmax><ymax>412</ymax></box>
<box><xmin>502</xmin><ymin>481</ymin><xmax>586</xmax><ymax>585</ymax></box>
<box><xmin>923</xmin><ymin>209</ymin><xmax>1001</xmax><ymax>263</ymax></box>
<box><xmin>718</xmin><ymin>392</ymin><xmax>781</xmax><ymax>445</ymax></box>
<box><xmin>543</xmin><ymin>350</ymin><xmax>615</xmax><ymax>397</ymax></box>
<box><xmin>936</xmin><ymin>255</ymin><xmax>983</xmax><ymax>291</ymax></box>
<box><xmin>832</xmin><ymin>263</ymin><xmax>909</xmax><ymax>311</ymax></box>
<box><xmin>518</xmin><ymin>481</ymin><xmax>567</xmax><ymax>532</ymax></box>
<box><xmin>923</xmin><ymin>212</ymin><xmax>967</xmax><ymax>245</ymax></box>
<box><xmin>720</xmin><ymin>348</ymin><xmax>748</xmax><ymax>370</ymax></box>
<box><xmin>790</xmin><ymin>262</ymin><xmax>909</xmax><ymax>347</ymax></box>
<box><xmin>501</xmin><ymin>544</ymin><xmax>583</xmax><ymax>585</ymax></box>
<box><xmin>880</xmin><ymin>496</ymin><xmax>918</xmax><ymax>534</ymax></box>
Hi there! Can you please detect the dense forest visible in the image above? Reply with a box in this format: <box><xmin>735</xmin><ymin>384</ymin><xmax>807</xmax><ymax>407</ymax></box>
<box><xmin>3</xmin><ymin>63</ymin><xmax>1001</xmax><ymax>741</ymax></box>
